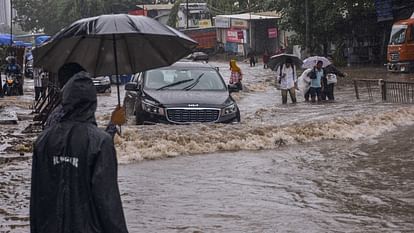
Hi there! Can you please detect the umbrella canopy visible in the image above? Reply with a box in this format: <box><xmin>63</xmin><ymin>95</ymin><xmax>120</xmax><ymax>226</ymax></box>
<box><xmin>268</xmin><ymin>53</ymin><xmax>303</xmax><ymax>70</ymax></box>
<box><xmin>33</xmin><ymin>14</ymin><xmax>198</xmax><ymax>76</ymax></box>
<box><xmin>0</xmin><ymin>34</ymin><xmax>13</xmax><ymax>45</ymax></box>
<box><xmin>302</xmin><ymin>56</ymin><xmax>331</xmax><ymax>69</ymax></box>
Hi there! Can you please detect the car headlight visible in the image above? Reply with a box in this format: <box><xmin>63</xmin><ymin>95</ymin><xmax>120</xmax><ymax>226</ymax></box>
<box><xmin>142</xmin><ymin>100</ymin><xmax>164</xmax><ymax>115</ymax></box>
<box><xmin>222</xmin><ymin>104</ymin><xmax>237</xmax><ymax>116</ymax></box>
<box><xmin>101</xmin><ymin>79</ymin><xmax>111</xmax><ymax>85</ymax></box>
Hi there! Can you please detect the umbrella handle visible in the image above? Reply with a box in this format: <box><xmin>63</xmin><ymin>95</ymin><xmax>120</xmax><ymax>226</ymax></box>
<box><xmin>113</xmin><ymin>34</ymin><xmax>121</xmax><ymax>107</ymax></box>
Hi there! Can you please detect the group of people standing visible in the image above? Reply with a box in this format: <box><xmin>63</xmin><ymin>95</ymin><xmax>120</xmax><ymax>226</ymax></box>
<box><xmin>276</xmin><ymin>58</ymin><xmax>345</xmax><ymax>104</ymax></box>
<box><xmin>227</xmin><ymin>56</ymin><xmax>345</xmax><ymax>103</ymax></box>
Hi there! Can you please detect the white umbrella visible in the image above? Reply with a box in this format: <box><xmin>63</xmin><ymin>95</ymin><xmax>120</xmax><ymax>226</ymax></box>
<box><xmin>302</xmin><ymin>56</ymin><xmax>331</xmax><ymax>69</ymax></box>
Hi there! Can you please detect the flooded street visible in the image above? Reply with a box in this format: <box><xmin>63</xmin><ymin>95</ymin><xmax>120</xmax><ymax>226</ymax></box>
<box><xmin>1</xmin><ymin>61</ymin><xmax>414</xmax><ymax>232</ymax></box>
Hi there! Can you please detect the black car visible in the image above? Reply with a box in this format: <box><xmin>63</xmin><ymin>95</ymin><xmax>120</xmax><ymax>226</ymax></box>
<box><xmin>124</xmin><ymin>62</ymin><xmax>240</xmax><ymax>124</ymax></box>
<box><xmin>185</xmin><ymin>52</ymin><xmax>209</xmax><ymax>62</ymax></box>
<box><xmin>92</xmin><ymin>76</ymin><xmax>111</xmax><ymax>93</ymax></box>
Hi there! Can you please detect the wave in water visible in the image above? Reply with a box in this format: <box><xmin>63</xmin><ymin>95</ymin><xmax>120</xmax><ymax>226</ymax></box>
<box><xmin>114</xmin><ymin>106</ymin><xmax>414</xmax><ymax>164</ymax></box>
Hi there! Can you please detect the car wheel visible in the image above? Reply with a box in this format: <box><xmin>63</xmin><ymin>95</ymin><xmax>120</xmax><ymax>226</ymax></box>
<box><xmin>134</xmin><ymin>101</ymin><xmax>145</xmax><ymax>125</ymax></box>
<box><xmin>234</xmin><ymin>108</ymin><xmax>241</xmax><ymax>123</ymax></box>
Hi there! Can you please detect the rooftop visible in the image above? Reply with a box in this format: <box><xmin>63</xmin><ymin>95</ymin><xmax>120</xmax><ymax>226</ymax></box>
<box><xmin>215</xmin><ymin>13</ymin><xmax>280</xmax><ymax>21</ymax></box>
<box><xmin>137</xmin><ymin>4</ymin><xmax>173</xmax><ymax>11</ymax></box>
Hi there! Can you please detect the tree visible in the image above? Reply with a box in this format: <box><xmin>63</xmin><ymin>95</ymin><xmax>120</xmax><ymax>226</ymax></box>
<box><xmin>13</xmin><ymin>0</ymin><xmax>145</xmax><ymax>34</ymax></box>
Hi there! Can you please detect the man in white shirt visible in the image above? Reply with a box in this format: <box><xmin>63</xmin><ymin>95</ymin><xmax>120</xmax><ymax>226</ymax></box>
<box><xmin>277</xmin><ymin>58</ymin><xmax>297</xmax><ymax>104</ymax></box>
<box><xmin>33</xmin><ymin>68</ymin><xmax>44</xmax><ymax>101</ymax></box>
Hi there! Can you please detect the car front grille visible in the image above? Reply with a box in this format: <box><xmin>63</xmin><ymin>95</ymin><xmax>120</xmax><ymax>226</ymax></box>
<box><xmin>390</xmin><ymin>52</ymin><xmax>400</xmax><ymax>62</ymax></box>
<box><xmin>166</xmin><ymin>108</ymin><xmax>220</xmax><ymax>123</ymax></box>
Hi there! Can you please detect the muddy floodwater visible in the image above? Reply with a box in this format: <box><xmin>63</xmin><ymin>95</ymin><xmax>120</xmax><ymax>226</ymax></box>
<box><xmin>1</xmin><ymin>62</ymin><xmax>414</xmax><ymax>232</ymax></box>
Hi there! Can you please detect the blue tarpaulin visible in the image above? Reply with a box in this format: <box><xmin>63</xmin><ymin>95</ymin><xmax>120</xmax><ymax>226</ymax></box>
<box><xmin>375</xmin><ymin>0</ymin><xmax>393</xmax><ymax>22</ymax></box>
<box><xmin>13</xmin><ymin>41</ymin><xmax>25</xmax><ymax>46</ymax></box>
<box><xmin>0</xmin><ymin>34</ymin><xmax>14</xmax><ymax>45</ymax></box>
<box><xmin>35</xmin><ymin>35</ymin><xmax>50</xmax><ymax>46</ymax></box>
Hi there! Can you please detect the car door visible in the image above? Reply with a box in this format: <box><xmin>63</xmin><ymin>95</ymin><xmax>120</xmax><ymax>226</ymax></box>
<box><xmin>124</xmin><ymin>73</ymin><xmax>142</xmax><ymax>116</ymax></box>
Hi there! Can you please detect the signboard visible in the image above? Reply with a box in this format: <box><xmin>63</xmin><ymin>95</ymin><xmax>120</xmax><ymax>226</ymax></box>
<box><xmin>237</xmin><ymin>31</ymin><xmax>244</xmax><ymax>40</ymax></box>
<box><xmin>375</xmin><ymin>0</ymin><xmax>393</xmax><ymax>22</ymax></box>
<box><xmin>199</xmin><ymin>19</ymin><xmax>212</xmax><ymax>28</ymax></box>
<box><xmin>231</xmin><ymin>19</ymin><xmax>248</xmax><ymax>29</ymax></box>
<box><xmin>227</xmin><ymin>30</ymin><xmax>244</xmax><ymax>43</ymax></box>
<box><xmin>268</xmin><ymin>28</ymin><xmax>278</xmax><ymax>38</ymax></box>
<box><xmin>215</xmin><ymin>17</ymin><xmax>230</xmax><ymax>28</ymax></box>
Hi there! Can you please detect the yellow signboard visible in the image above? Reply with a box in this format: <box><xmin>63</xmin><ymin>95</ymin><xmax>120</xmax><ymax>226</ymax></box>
<box><xmin>199</xmin><ymin>19</ymin><xmax>212</xmax><ymax>28</ymax></box>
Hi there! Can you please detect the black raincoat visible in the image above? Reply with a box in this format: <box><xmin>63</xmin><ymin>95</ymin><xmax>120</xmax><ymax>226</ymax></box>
<box><xmin>30</xmin><ymin>72</ymin><xmax>128</xmax><ymax>233</ymax></box>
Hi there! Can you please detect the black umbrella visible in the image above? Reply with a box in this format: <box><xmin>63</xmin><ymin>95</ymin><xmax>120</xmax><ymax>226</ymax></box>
<box><xmin>268</xmin><ymin>53</ymin><xmax>303</xmax><ymax>71</ymax></box>
<box><xmin>33</xmin><ymin>14</ymin><xmax>198</xmax><ymax>106</ymax></box>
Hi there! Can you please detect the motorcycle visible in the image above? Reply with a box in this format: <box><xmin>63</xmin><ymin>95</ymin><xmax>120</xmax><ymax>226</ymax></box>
<box><xmin>25</xmin><ymin>60</ymin><xmax>34</xmax><ymax>79</ymax></box>
<box><xmin>3</xmin><ymin>74</ymin><xmax>20</xmax><ymax>96</ymax></box>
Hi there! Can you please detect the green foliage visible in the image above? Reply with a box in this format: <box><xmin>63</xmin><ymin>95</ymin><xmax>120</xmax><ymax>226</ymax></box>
<box><xmin>167</xmin><ymin>0</ymin><xmax>182</xmax><ymax>27</ymax></box>
<box><xmin>271</xmin><ymin>0</ymin><xmax>379</xmax><ymax>55</ymax></box>
<box><xmin>13</xmin><ymin>0</ymin><xmax>148</xmax><ymax>34</ymax></box>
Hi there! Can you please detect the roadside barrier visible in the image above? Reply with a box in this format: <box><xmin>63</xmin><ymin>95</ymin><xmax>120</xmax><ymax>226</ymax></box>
<box><xmin>354</xmin><ymin>79</ymin><xmax>414</xmax><ymax>103</ymax></box>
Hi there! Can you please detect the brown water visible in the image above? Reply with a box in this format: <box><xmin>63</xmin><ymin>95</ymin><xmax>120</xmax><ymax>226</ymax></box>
<box><xmin>118</xmin><ymin>125</ymin><xmax>414</xmax><ymax>233</ymax></box>
<box><xmin>1</xmin><ymin>63</ymin><xmax>414</xmax><ymax>232</ymax></box>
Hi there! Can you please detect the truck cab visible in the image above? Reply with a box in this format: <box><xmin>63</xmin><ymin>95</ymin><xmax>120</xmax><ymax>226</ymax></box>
<box><xmin>387</xmin><ymin>16</ymin><xmax>414</xmax><ymax>72</ymax></box>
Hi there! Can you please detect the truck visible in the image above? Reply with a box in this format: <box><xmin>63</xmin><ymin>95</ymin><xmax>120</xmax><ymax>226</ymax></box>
<box><xmin>387</xmin><ymin>13</ymin><xmax>414</xmax><ymax>72</ymax></box>
<box><xmin>182</xmin><ymin>27</ymin><xmax>217</xmax><ymax>53</ymax></box>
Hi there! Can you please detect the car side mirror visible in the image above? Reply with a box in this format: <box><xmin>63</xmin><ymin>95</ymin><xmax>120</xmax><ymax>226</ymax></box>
<box><xmin>125</xmin><ymin>82</ymin><xmax>138</xmax><ymax>91</ymax></box>
<box><xmin>228</xmin><ymin>84</ymin><xmax>239</xmax><ymax>93</ymax></box>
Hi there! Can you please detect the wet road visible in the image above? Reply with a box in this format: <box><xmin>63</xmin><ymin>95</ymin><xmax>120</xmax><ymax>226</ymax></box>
<box><xmin>1</xmin><ymin>62</ymin><xmax>414</xmax><ymax>232</ymax></box>
<box><xmin>120</xmin><ymin>125</ymin><xmax>414</xmax><ymax>233</ymax></box>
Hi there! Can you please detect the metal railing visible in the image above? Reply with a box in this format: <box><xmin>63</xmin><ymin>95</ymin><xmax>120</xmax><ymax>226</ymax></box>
<box><xmin>354</xmin><ymin>79</ymin><xmax>414</xmax><ymax>103</ymax></box>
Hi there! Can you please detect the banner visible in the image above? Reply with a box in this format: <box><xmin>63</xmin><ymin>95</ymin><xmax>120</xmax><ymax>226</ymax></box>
<box><xmin>231</xmin><ymin>19</ymin><xmax>248</xmax><ymax>29</ymax></box>
<box><xmin>199</xmin><ymin>19</ymin><xmax>212</xmax><ymax>28</ymax></box>
<box><xmin>375</xmin><ymin>0</ymin><xmax>393</xmax><ymax>22</ymax></box>
<box><xmin>268</xmin><ymin>28</ymin><xmax>278</xmax><ymax>38</ymax></box>
<box><xmin>215</xmin><ymin>17</ymin><xmax>230</xmax><ymax>28</ymax></box>
<box><xmin>227</xmin><ymin>30</ymin><xmax>244</xmax><ymax>43</ymax></box>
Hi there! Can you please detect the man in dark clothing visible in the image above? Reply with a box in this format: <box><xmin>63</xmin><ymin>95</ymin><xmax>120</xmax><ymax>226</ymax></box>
<box><xmin>5</xmin><ymin>57</ymin><xmax>23</xmax><ymax>95</ymax></box>
<box><xmin>321</xmin><ymin>64</ymin><xmax>346</xmax><ymax>101</ymax></box>
<box><xmin>30</xmin><ymin>73</ymin><xmax>129</xmax><ymax>233</ymax></box>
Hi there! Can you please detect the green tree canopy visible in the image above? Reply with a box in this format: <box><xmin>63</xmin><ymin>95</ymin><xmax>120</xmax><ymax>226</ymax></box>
<box><xmin>13</xmin><ymin>0</ymin><xmax>154</xmax><ymax>34</ymax></box>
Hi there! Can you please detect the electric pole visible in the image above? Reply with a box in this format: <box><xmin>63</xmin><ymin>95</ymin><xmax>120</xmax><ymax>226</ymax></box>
<box><xmin>10</xmin><ymin>0</ymin><xmax>13</xmax><ymax>45</ymax></box>
<box><xmin>305</xmin><ymin>0</ymin><xmax>309</xmax><ymax>56</ymax></box>
<box><xmin>249</xmin><ymin>0</ymin><xmax>252</xmax><ymax>50</ymax></box>
<box><xmin>186</xmin><ymin>0</ymin><xmax>189</xmax><ymax>29</ymax></box>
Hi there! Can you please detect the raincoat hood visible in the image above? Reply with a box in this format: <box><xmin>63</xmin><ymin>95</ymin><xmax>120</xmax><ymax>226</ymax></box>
<box><xmin>61</xmin><ymin>71</ymin><xmax>97</xmax><ymax>123</ymax></box>
<box><xmin>230</xmin><ymin>60</ymin><xmax>241</xmax><ymax>73</ymax></box>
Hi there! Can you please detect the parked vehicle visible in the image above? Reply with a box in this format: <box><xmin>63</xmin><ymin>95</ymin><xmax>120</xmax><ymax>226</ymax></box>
<box><xmin>387</xmin><ymin>13</ymin><xmax>414</xmax><ymax>72</ymax></box>
<box><xmin>182</xmin><ymin>27</ymin><xmax>217</xmax><ymax>53</ymax></box>
<box><xmin>185</xmin><ymin>52</ymin><xmax>209</xmax><ymax>62</ymax></box>
<box><xmin>92</xmin><ymin>76</ymin><xmax>111</xmax><ymax>93</ymax></box>
<box><xmin>25</xmin><ymin>60</ymin><xmax>33</xmax><ymax>78</ymax></box>
<box><xmin>124</xmin><ymin>62</ymin><xmax>240</xmax><ymax>124</ymax></box>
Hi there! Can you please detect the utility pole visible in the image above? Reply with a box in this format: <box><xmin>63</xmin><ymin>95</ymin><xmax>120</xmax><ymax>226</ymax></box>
<box><xmin>10</xmin><ymin>0</ymin><xmax>13</xmax><ymax>45</ymax></box>
<box><xmin>248</xmin><ymin>0</ymin><xmax>252</xmax><ymax>51</ymax></box>
<box><xmin>305</xmin><ymin>0</ymin><xmax>309</xmax><ymax>56</ymax></box>
<box><xmin>186</xmin><ymin>0</ymin><xmax>189</xmax><ymax>29</ymax></box>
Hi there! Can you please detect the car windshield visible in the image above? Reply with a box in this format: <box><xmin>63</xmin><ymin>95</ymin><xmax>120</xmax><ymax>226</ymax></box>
<box><xmin>144</xmin><ymin>67</ymin><xmax>226</xmax><ymax>91</ymax></box>
<box><xmin>389</xmin><ymin>25</ymin><xmax>408</xmax><ymax>45</ymax></box>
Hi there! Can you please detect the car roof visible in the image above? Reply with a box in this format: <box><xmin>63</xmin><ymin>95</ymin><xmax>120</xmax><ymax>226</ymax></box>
<box><xmin>153</xmin><ymin>61</ymin><xmax>214</xmax><ymax>70</ymax></box>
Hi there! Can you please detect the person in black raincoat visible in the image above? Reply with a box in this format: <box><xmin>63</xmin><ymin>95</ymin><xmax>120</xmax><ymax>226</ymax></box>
<box><xmin>30</xmin><ymin>72</ymin><xmax>129</xmax><ymax>233</ymax></box>
<box><xmin>321</xmin><ymin>62</ymin><xmax>346</xmax><ymax>101</ymax></box>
